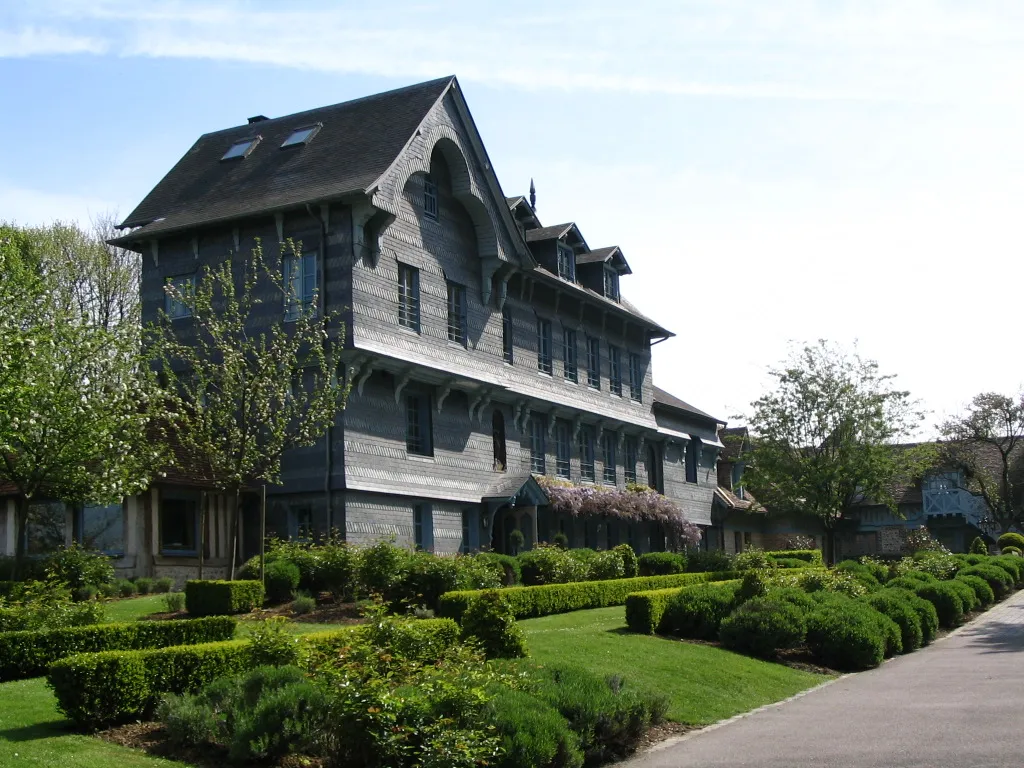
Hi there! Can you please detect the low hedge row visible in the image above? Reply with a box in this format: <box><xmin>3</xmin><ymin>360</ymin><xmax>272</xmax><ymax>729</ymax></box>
<box><xmin>438</xmin><ymin>571</ymin><xmax>738</xmax><ymax>621</ymax></box>
<box><xmin>765</xmin><ymin>549</ymin><xmax>824</xmax><ymax>566</ymax></box>
<box><xmin>185</xmin><ymin>579</ymin><xmax>265</xmax><ymax>616</ymax></box>
<box><xmin>625</xmin><ymin>580</ymin><xmax>741</xmax><ymax>635</ymax></box>
<box><xmin>48</xmin><ymin>618</ymin><xmax>459</xmax><ymax>731</ymax></box>
<box><xmin>0</xmin><ymin>616</ymin><xmax>237</xmax><ymax>682</ymax></box>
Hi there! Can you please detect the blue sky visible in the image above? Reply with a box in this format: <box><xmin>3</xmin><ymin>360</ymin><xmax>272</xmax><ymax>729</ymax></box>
<box><xmin>3</xmin><ymin>0</ymin><xmax>1024</xmax><ymax>433</ymax></box>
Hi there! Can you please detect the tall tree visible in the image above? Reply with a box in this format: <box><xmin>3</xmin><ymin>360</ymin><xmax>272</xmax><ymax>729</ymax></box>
<box><xmin>939</xmin><ymin>392</ymin><xmax>1024</xmax><ymax>535</ymax></box>
<box><xmin>152</xmin><ymin>240</ymin><xmax>349</xmax><ymax>578</ymax></box>
<box><xmin>742</xmin><ymin>341</ymin><xmax>932</xmax><ymax>563</ymax></box>
<box><xmin>0</xmin><ymin>224</ymin><xmax>154</xmax><ymax>577</ymax></box>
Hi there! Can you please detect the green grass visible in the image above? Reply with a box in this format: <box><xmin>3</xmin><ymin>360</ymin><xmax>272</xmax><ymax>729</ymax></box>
<box><xmin>103</xmin><ymin>594</ymin><xmax>167</xmax><ymax>623</ymax></box>
<box><xmin>0</xmin><ymin>678</ymin><xmax>189</xmax><ymax>767</ymax></box>
<box><xmin>521</xmin><ymin>606</ymin><xmax>832</xmax><ymax>725</ymax></box>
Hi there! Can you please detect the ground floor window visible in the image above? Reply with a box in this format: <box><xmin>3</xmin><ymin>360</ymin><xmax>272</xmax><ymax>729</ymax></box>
<box><xmin>26</xmin><ymin>501</ymin><xmax>66</xmax><ymax>555</ymax></box>
<box><xmin>79</xmin><ymin>503</ymin><xmax>124</xmax><ymax>554</ymax></box>
<box><xmin>161</xmin><ymin>494</ymin><xmax>199</xmax><ymax>555</ymax></box>
<box><xmin>414</xmin><ymin>504</ymin><xmax>433</xmax><ymax>550</ymax></box>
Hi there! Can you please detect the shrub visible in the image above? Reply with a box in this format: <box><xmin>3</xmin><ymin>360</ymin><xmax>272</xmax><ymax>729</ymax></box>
<box><xmin>134</xmin><ymin>578</ymin><xmax>154</xmax><ymax>596</ymax></box>
<box><xmin>805</xmin><ymin>604</ymin><xmax>886</xmax><ymax>670</ymax></box>
<box><xmin>970</xmin><ymin>537</ymin><xmax>989</xmax><ymax>555</ymax></box>
<box><xmin>265</xmin><ymin>560</ymin><xmax>301</xmax><ymax>604</ymax></box>
<box><xmin>72</xmin><ymin>585</ymin><xmax>98</xmax><ymax>602</ymax></box>
<box><xmin>587</xmin><ymin>550</ymin><xmax>627</xmax><ymax>581</ymax></box>
<box><xmin>947</xmin><ymin>578</ymin><xmax>980</xmax><ymax>612</ymax></box>
<box><xmin>292</xmin><ymin>593</ymin><xmax>316</xmax><ymax>615</ymax></box>
<box><xmin>955</xmin><ymin>574</ymin><xmax>995</xmax><ymax>607</ymax></box>
<box><xmin>660</xmin><ymin>581</ymin><xmax>739</xmax><ymax>640</ymax></box>
<box><xmin>772</xmin><ymin>557</ymin><xmax>808</xmax><ymax>569</ymax></box>
<box><xmin>882</xmin><ymin>587</ymin><xmax>939</xmax><ymax>645</ymax></box>
<box><xmin>154</xmin><ymin>577</ymin><xmax>175</xmax><ymax>594</ymax></box>
<box><xmin>116</xmin><ymin>579</ymin><xmax>137</xmax><ymax>598</ymax></box>
<box><xmin>798</xmin><ymin>568</ymin><xmax>869</xmax><ymax>597</ymax></box>
<box><xmin>164</xmin><ymin>592</ymin><xmax>186</xmax><ymax>613</ymax></box>
<box><xmin>551</xmin><ymin>532</ymin><xmax>570</xmax><ymax>549</ymax></box>
<box><xmin>157</xmin><ymin>691</ymin><xmax>220</xmax><ymax>748</ymax></box>
<box><xmin>249</xmin><ymin>617</ymin><xmax>303</xmax><ymax>667</ymax></box>
<box><xmin>891</xmin><ymin>569</ymin><xmax>937</xmax><ymax>584</ymax></box>
<box><xmin>991</xmin><ymin>556</ymin><xmax>1023</xmax><ymax>585</ymax></box>
<box><xmin>357</xmin><ymin>540</ymin><xmax>412</xmax><ymax>599</ymax></box>
<box><xmin>518</xmin><ymin>545</ymin><xmax>588</xmax><ymax>586</ymax></box>
<box><xmin>997</xmin><ymin>532</ymin><xmax>1024</xmax><ymax>552</ymax></box>
<box><xmin>863</xmin><ymin>592</ymin><xmax>923</xmax><ymax>652</ymax></box>
<box><xmin>686</xmin><ymin>549</ymin><xmax>733</xmax><ymax>573</ymax></box>
<box><xmin>229</xmin><ymin>677</ymin><xmax>326</xmax><ymax>763</ymax></box>
<box><xmin>439</xmin><ymin>570</ymin><xmax>736</xmax><ymax>621</ymax></box>
<box><xmin>488</xmin><ymin>686</ymin><xmax>584</xmax><ymax>768</ymax></box>
<box><xmin>859</xmin><ymin>557</ymin><xmax>890</xmax><ymax>584</ymax></box>
<box><xmin>914</xmin><ymin>582</ymin><xmax>965</xmax><ymax>628</ymax></box>
<box><xmin>0</xmin><ymin>615</ymin><xmax>237</xmax><ymax>682</ymax></box>
<box><xmin>909</xmin><ymin>552</ymin><xmax>960</xmax><ymax>580</ymax></box>
<box><xmin>719</xmin><ymin>598</ymin><xmax>806</xmax><ymax>658</ymax></box>
<box><xmin>957</xmin><ymin>564</ymin><xmax>1013</xmax><ymax>599</ymax></box>
<box><xmin>460</xmin><ymin>590</ymin><xmax>527</xmax><ymax>659</ymax></box>
<box><xmin>734</xmin><ymin>548</ymin><xmax>773</xmax><ymax>571</ymax></box>
<box><xmin>1002</xmin><ymin>546</ymin><xmax>1023</xmax><ymax>557</ymax></box>
<box><xmin>613</xmin><ymin>544</ymin><xmax>639</xmax><ymax>577</ymax></box>
<box><xmin>638</xmin><ymin>552</ymin><xmax>686</xmax><ymax>576</ymax></box>
<box><xmin>765</xmin><ymin>586</ymin><xmax>816</xmax><ymax>613</ymax></box>
<box><xmin>736</xmin><ymin>569</ymin><xmax>773</xmax><ymax>602</ymax></box>
<box><xmin>954</xmin><ymin>553</ymin><xmax>987</xmax><ymax>567</ymax></box>
<box><xmin>0</xmin><ymin>580</ymin><xmax>104</xmax><ymax>633</ymax></box>
<box><xmin>765</xmin><ymin>549</ymin><xmax>824</xmax><ymax>566</ymax></box>
<box><xmin>98</xmin><ymin>582</ymin><xmax>119</xmax><ymax>599</ymax></box>
<box><xmin>44</xmin><ymin>544</ymin><xmax>114</xmax><ymax>592</ymax></box>
<box><xmin>185</xmin><ymin>580</ymin><xmax>264</xmax><ymax>616</ymax></box>
<box><xmin>475</xmin><ymin>552</ymin><xmax>522</xmax><ymax>585</ymax></box>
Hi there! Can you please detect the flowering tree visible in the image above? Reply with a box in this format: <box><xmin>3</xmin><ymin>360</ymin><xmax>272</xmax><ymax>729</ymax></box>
<box><xmin>0</xmin><ymin>225</ymin><xmax>155</xmax><ymax>578</ymax></box>
<box><xmin>535</xmin><ymin>475</ymin><xmax>702</xmax><ymax>549</ymax></box>
<box><xmin>152</xmin><ymin>240</ymin><xmax>349</xmax><ymax>578</ymax></box>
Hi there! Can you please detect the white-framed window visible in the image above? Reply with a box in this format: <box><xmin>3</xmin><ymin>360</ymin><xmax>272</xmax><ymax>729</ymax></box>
<box><xmin>165</xmin><ymin>275</ymin><xmax>195</xmax><ymax>319</ymax></box>
<box><xmin>284</xmin><ymin>250</ymin><xmax>317</xmax><ymax>321</ymax></box>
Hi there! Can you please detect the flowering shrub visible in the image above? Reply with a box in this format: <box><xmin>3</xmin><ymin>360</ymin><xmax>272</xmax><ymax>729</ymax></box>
<box><xmin>902</xmin><ymin>526</ymin><xmax>948</xmax><ymax>555</ymax></box>
<box><xmin>536</xmin><ymin>476</ymin><xmax>701</xmax><ymax>548</ymax></box>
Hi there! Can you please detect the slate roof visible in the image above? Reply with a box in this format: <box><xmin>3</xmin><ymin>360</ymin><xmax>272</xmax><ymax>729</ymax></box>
<box><xmin>115</xmin><ymin>77</ymin><xmax>455</xmax><ymax>240</ymax></box>
<box><xmin>524</xmin><ymin>223</ymin><xmax>575</xmax><ymax>242</ymax></box>
<box><xmin>714</xmin><ymin>486</ymin><xmax>762</xmax><ymax>512</ymax></box>
<box><xmin>719</xmin><ymin>426</ymin><xmax>749</xmax><ymax>461</ymax></box>
<box><xmin>651</xmin><ymin>385</ymin><xmax>721</xmax><ymax>423</ymax></box>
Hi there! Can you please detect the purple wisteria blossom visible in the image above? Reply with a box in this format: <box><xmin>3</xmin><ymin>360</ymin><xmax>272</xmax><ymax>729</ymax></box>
<box><xmin>535</xmin><ymin>476</ymin><xmax>702</xmax><ymax>548</ymax></box>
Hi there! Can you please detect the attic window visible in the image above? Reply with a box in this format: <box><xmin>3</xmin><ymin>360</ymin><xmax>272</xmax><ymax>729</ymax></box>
<box><xmin>221</xmin><ymin>136</ymin><xmax>260</xmax><ymax>160</ymax></box>
<box><xmin>281</xmin><ymin>124</ymin><xmax>321</xmax><ymax>148</ymax></box>
<box><xmin>603</xmin><ymin>267</ymin><xmax>620</xmax><ymax>302</ymax></box>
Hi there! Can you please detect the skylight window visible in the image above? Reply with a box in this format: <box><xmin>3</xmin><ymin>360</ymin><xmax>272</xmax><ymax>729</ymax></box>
<box><xmin>221</xmin><ymin>136</ymin><xmax>260</xmax><ymax>160</ymax></box>
<box><xmin>281</xmin><ymin>124</ymin><xmax>321</xmax><ymax>148</ymax></box>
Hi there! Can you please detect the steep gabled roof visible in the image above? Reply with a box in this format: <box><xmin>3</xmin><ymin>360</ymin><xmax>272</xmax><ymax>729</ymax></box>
<box><xmin>116</xmin><ymin>77</ymin><xmax>455</xmax><ymax>240</ymax></box>
<box><xmin>524</xmin><ymin>223</ymin><xmax>576</xmax><ymax>242</ymax></box>
<box><xmin>576</xmin><ymin>245</ymin><xmax>632</xmax><ymax>275</ymax></box>
<box><xmin>652</xmin><ymin>385</ymin><xmax>722</xmax><ymax>424</ymax></box>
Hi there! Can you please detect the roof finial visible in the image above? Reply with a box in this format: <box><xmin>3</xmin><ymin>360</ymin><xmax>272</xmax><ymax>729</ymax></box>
<box><xmin>529</xmin><ymin>178</ymin><xmax>536</xmax><ymax>211</ymax></box>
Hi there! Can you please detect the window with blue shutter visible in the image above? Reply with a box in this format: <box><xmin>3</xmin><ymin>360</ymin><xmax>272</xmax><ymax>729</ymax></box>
<box><xmin>284</xmin><ymin>251</ymin><xmax>317</xmax><ymax>321</ymax></box>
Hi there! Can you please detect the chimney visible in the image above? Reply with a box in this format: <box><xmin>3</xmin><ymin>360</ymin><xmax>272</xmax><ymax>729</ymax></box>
<box><xmin>248</xmin><ymin>115</ymin><xmax>269</xmax><ymax>124</ymax></box>
<box><xmin>529</xmin><ymin>178</ymin><xmax>536</xmax><ymax>210</ymax></box>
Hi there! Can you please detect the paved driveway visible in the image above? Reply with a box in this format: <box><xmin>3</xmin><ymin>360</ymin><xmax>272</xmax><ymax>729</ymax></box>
<box><xmin>623</xmin><ymin>589</ymin><xmax>1024</xmax><ymax>768</ymax></box>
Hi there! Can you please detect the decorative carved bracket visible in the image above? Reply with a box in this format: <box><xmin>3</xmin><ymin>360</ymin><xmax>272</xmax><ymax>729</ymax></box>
<box><xmin>353</xmin><ymin>198</ymin><xmax>396</xmax><ymax>268</ymax></box>
<box><xmin>476</xmin><ymin>393</ymin><xmax>492</xmax><ymax>425</ymax></box>
<box><xmin>546</xmin><ymin>409</ymin><xmax>559</xmax><ymax>439</ymax></box>
<box><xmin>393</xmin><ymin>370</ymin><xmax>413</xmax><ymax>404</ymax></box>
<box><xmin>481</xmin><ymin>256</ymin><xmax>500</xmax><ymax>306</ymax></box>
<box><xmin>436</xmin><ymin>379</ymin><xmax>455</xmax><ymax>413</ymax></box>
<box><xmin>637</xmin><ymin>433</ymin><xmax>647</xmax><ymax>455</ymax></box>
<box><xmin>496</xmin><ymin>275</ymin><xmax>509</xmax><ymax>311</ymax></box>
<box><xmin>617</xmin><ymin>430</ymin><xmax>626</xmax><ymax>451</ymax></box>
<box><xmin>572</xmin><ymin>415</ymin><xmax>582</xmax><ymax>443</ymax></box>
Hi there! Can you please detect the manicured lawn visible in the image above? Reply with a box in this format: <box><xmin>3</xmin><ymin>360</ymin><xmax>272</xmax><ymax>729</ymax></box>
<box><xmin>521</xmin><ymin>606</ymin><xmax>832</xmax><ymax>725</ymax></box>
<box><xmin>103</xmin><ymin>594</ymin><xmax>167</xmax><ymax>623</ymax></box>
<box><xmin>0</xmin><ymin>678</ymin><xmax>188</xmax><ymax>767</ymax></box>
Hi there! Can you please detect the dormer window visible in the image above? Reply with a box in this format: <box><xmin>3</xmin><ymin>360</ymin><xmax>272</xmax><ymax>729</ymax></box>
<box><xmin>281</xmin><ymin>124</ymin><xmax>321</xmax><ymax>148</ymax></box>
<box><xmin>424</xmin><ymin>176</ymin><xmax>438</xmax><ymax>220</ymax></box>
<box><xmin>557</xmin><ymin>243</ymin><xmax>576</xmax><ymax>282</ymax></box>
<box><xmin>221</xmin><ymin>136</ymin><xmax>260</xmax><ymax>160</ymax></box>
<box><xmin>603</xmin><ymin>267</ymin><xmax>620</xmax><ymax>302</ymax></box>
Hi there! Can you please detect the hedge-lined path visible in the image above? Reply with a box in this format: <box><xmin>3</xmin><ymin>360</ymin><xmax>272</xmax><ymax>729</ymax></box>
<box><xmin>622</xmin><ymin>588</ymin><xmax>1024</xmax><ymax>768</ymax></box>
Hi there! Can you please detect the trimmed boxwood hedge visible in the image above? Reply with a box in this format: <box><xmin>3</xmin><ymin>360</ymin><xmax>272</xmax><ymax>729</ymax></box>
<box><xmin>185</xmin><ymin>579</ymin><xmax>265</xmax><ymax>616</ymax></box>
<box><xmin>765</xmin><ymin>549</ymin><xmax>824</xmax><ymax>566</ymax></box>
<box><xmin>956</xmin><ymin>574</ymin><xmax>995</xmax><ymax>607</ymax></box>
<box><xmin>438</xmin><ymin>570</ymin><xmax>738</xmax><ymax>621</ymax></box>
<box><xmin>945</xmin><ymin>578</ymin><xmax>979</xmax><ymax>613</ymax></box>
<box><xmin>881</xmin><ymin>587</ymin><xmax>939</xmax><ymax>645</ymax></box>
<box><xmin>0</xmin><ymin>616</ymin><xmax>237</xmax><ymax>682</ymax></box>
<box><xmin>863</xmin><ymin>592</ymin><xmax>923</xmax><ymax>653</ymax></box>
<box><xmin>48</xmin><ymin>618</ymin><xmax>458</xmax><ymax>730</ymax></box>
<box><xmin>957</xmin><ymin>564</ymin><xmax>1013</xmax><ymax>599</ymax></box>
<box><xmin>637</xmin><ymin>552</ymin><xmax>686</xmax><ymax>576</ymax></box>
<box><xmin>805</xmin><ymin>603</ymin><xmax>887</xmax><ymax>671</ymax></box>
<box><xmin>991</xmin><ymin>556</ymin><xmax>1023</xmax><ymax>586</ymax></box>
<box><xmin>625</xmin><ymin>580</ymin><xmax>741</xmax><ymax>635</ymax></box>
<box><xmin>914</xmin><ymin>582</ymin><xmax>965</xmax><ymax>628</ymax></box>
<box><xmin>719</xmin><ymin>598</ymin><xmax>807</xmax><ymax>658</ymax></box>
<box><xmin>660</xmin><ymin>581</ymin><xmax>741</xmax><ymax>640</ymax></box>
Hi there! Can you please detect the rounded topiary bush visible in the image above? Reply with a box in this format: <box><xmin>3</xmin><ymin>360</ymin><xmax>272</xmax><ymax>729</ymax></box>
<box><xmin>863</xmin><ymin>592</ymin><xmax>923</xmax><ymax>653</ymax></box>
<box><xmin>719</xmin><ymin>598</ymin><xmax>806</xmax><ymax>659</ymax></box>
<box><xmin>461</xmin><ymin>590</ymin><xmax>527</xmax><ymax>658</ymax></box>
<box><xmin>914</xmin><ymin>582</ymin><xmax>965</xmax><ymax>628</ymax></box>
<box><xmin>955</xmin><ymin>574</ymin><xmax>994</xmax><ymax>608</ymax></box>
<box><xmin>765</xmin><ymin>586</ymin><xmax>816</xmax><ymax>614</ymax></box>
<box><xmin>997</xmin><ymin>532</ymin><xmax>1024</xmax><ymax>552</ymax></box>
<box><xmin>969</xmin><ymin>537</ymin><xmax>989</xmax><ymax>555</ymax></box>
<box><xmin>991</xmin><ymin>556</ymin><xmax>1023</xmax><ymax>586</ymax></box>
<box><xmin>612</xmin><ymin>544</ymin><xmax>639</xmax><ymax>578</ymax></box>
<box><xmin>806</xmin><ymin>604</ymin><xmax>886</xmax><ymax>670</ymax></box>
<box><xmin>945</xmin><ymin>578</ymin><xmax>979</xmax><ymax>613</ymax></box>
<box><xmin>958</xmin><ymin>564</ymin><xmax>1013</xmax><ymax>599</ymax></box>
<box><xmin>661</xmin><ymin>582</ymin><xmax>739</xmax><ymax>640</ymax></box>
<box><xmin>886</xmin><ymin>576</ymin><xmax>934</xmax><ymax>593</ymax></box>
<box><xmin>1002</xmin><ymin>546</ymin><xmax>1023</xmax><ymax>557</ymax></box>
<box><xmin>896</xmin><ymin>570</ymin><xmax>938</xmax><ymax>584</ymax></box>
<box><xmin>637</xmin><ymin>552</ymin><xmax>686</xmax><ymax>576</ymax></box>
<box><xmin>883</xmin><ymin>588</ymin><xmax>939</xmax><ymax>645</ymax></box>
<box><xmin>265</xmin><ymin>560</ymin><xmax>301</xmax><ymax>603</ymax></box>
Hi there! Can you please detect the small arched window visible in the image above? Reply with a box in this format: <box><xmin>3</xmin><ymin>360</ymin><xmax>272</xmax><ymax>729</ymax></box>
<box><xmin>492</xmin><ymin>409</ymin><xmax>507</xmax><ymax>472</ymax></box>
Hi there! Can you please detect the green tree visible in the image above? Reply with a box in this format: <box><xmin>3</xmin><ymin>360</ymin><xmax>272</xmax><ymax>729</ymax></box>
<box><xmin>152</xmin><ymin>240</ymin><xmax>349</xmax><ymax>578</ymax></box>
<box><xmin>939</xmin><ymin>392</ymin><xmax>1024</xmax><ymax>535</ymax></box>
<box><xmin>742</xmin><ymin>341</ymin><xmax>932</xmax><ymax>563</ymax></box>
<box><xmin>0</xmin><ymin>224</ymin><xmax>154</xmax><ymax>578</ymax></box>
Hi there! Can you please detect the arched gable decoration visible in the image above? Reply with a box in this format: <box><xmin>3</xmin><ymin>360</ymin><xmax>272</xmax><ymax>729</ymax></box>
<box><xmin>375</xmin><ymin>125</ymin><xmax>509</xmax><ymax>306</ymax></box>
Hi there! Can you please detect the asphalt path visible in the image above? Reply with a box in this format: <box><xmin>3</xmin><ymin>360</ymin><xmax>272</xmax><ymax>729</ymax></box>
<box><xmin>622</xmin><ymin>587</ymin><xmax>1024</xmax><ymax>768</ymax></box>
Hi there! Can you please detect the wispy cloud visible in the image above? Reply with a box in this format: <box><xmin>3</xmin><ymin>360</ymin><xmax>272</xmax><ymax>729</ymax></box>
<box><xmin>0</xmin><ymin>26</ymin><xmax>107</xmax><ymax>57</ymax></box>
<box><xmin>8</xmin><ymin>0</ymin><xmax>1024</xmax><ymax>102</ymax></box>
